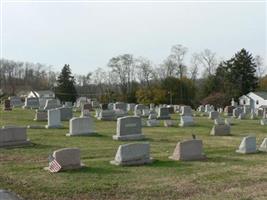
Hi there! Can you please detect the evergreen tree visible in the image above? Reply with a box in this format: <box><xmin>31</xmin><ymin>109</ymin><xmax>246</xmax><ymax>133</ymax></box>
<box><xmin>55</xmin><ymin>64</ymin><xmax>77</xmax><ymax>103</ymax></box>
<box><xmin>215</xmin><ymin>49</ymin><xmax>258</xmax><ymax>99</ymax></box>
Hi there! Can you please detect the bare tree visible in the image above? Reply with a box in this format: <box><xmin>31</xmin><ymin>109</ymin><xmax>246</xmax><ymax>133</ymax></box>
<box><xmin>197</xmin><ymin>49</ymin><xmax>217</xmax><ymax>76</ymax></box>
<box><xmin>135</xmin><ymin>57</ymin><xmax>154</xmax><ymax>88</ymax></box>
<box><xmin>255</xmin><ymin>55</ymin><xmax>266</xmax><ymax>78</ymax></box>
<box><xmin>189</xmin><ymin>53</ymin><xmax>200</xmax><ymax>81</ymax></box>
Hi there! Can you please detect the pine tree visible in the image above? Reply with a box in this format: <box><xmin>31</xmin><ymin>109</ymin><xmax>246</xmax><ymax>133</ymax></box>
<box><xmin>55</xmin><ymin>64</ymin><xmax>77</xmax><ymax>103</ymax></box>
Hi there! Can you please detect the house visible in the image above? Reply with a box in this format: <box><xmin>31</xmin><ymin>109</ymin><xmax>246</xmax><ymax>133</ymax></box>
<box><xmin>239</xmin><ymin>92</ymin><xmax>267</xmax><ymax>110</ymax></box>
<box><xmin>27</xmin><ymin>90</ymin><xmax>55</xmax><ymax>99</ymax></box>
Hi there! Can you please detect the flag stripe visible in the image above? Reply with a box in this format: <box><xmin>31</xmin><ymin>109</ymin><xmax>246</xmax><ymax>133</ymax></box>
<box><xmin>49</xmin><ymin>159</ymin><xmax>61</xmax><ymax>173</ymax></box>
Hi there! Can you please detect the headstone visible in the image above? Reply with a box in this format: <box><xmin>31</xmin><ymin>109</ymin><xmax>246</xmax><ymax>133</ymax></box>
<box><xmin>100</xmin><ymin>103</ymin><xmax>108</xmax><ymax>110</ymax></box>
<box><xmin>66</xmin><ymin>117</ymin><xmax>95</xmax><ymax>136</ymax></box>
<box><xmin>91</xmin><ymin>100</ymin><xmax>100</xmax><ymax>108</ymax></box>
<box><xmin>0</xmin><ymin>190</ymin><xmax>22</xmax><ymax>200</ymax></box>
<box><xmin>260</xmin><ymin>119</ymin><xmax>267</xmax><ymax>125</ymax></box>
<box><xmin>205</xmin><ymin>104</ymin><xmax>212</xmax><ymax>113</ymax></box>
<box><xmin>224</xmin><ymin>106</ymin><xmax>235</xmax><ymax>116</ymax></box>
<box><xmin>197</xmin><ymin>105</ymin><xmax>205</xmax><ymax>112</ymax></box>
<box><xmin>259</xmin><ymin>138</ymin><xmax>267</xmax><ymax>152</ymax></box>
<box><xmin>164</xmin><ymin>120</ymin><xmax>176</xmax><ymax>127</ymax></box>
<box><xmin>0</xmin><ymin>127</ymin><xmax>30</xmax><ymax>147</ymax></box>
<box><xmin>64</xmin><ymin>101</ymin><xmax>73</xmax><ymax>107</ymax></box>
<box><xmin>238</xmin><ymin>113</ymin><xmax>246</xmax><ymax>120</ymax></box>
<box><xmin>256</xmin><ymin>109</ymin><xmax>263</xmax><ymax>117</ymax></box>
<box><xmin>148</xmin><ymin>113</ymin><xmax>157</xmax><ymax>120</ymax></box>
<box><xmin>142</xmin><ymin>109</ymin><xmax>150</xmax><ymax>117</ymax></box>
<box><xmin>114</xmin><ymin>102</ymin><xmax>127</xmax><ymax>112</ymax></box>
<box><xmin>127</xmin><ymin>103</ymin><xmax>136</xmax><ymax>112</ymax></box>
<box><xmin>113</xmin><ymin>116</ymin><xmax>144</xmax><ymax>140</ymax></box>
<box><xmin>58</xmin><ymin>107</ymin><xmax>72</xmax><ymax>121</ymax></box>
<box><xmin>34</xmin><ymin>110</ymin><xmax>47</xmax><ymax>121</ymax></box>
<box><xmin>146</xmin><ymin>119</ymin><xmax>160</xmax><ymax>127</ymax></box>
<box><xmin>51</xmin><ymin>148</ymin><xmax>83</xmax><ymax>170</ymax></box>
<box><xmin>167</xmin><ymin>106</ymin><xmax>174</xmax><ymax>114</ymax></box>
<box><xmin>45</xmin><ymin>109</ymin><xmax>62</xmax><ymax>128</ymax></box>
<box><xmin>23</xmin><ymin>97</ymin><xmax>39</xmax><ymax>109</ymax></box>
<box><xmin>3</xmin><ymin>99</ymin><xmax>12</xmax><ymax>111</ymax></box>
<box><xmin>233</xmin><ymin>107</ymin><xmax>242</xmax><ymax>118</ymax></box>
<box><xmin>236</xmin><ymin>136</ymin><xmax>257</xmax><ymax>154</ymax></box>
<box><xmin>180</xmin><ymin>106</ymin><xmax>193</xmax><ymax>116</ymax></box>
<box><xmin>169</xmin><ymin>139</ymin><xmax>205</xmax><ymax>161</ymax></box>
<box><xmin>134</xmin><ymin>104</ymin><xmax>146</xmax><ymax>116</ymax></box>
<box><xmin>225</xmin><ymin>118</ymin><xmax>232</xmax><ymax>126</ymax></box>
<box><xmin>9</xmin><ymin>96</ymin><xmax>23</xmax><ymax>107</ymax></box>
<box><xmin>210</xmin><ymin>122</ymin><xmax>231</xmax><ymax>136</ymax></box>
<box><xmin>250</xmin><ymin>111</ymin><xmax>256</xmax><ymax>120</ymax></box>
<box><xmin>157</xmin><ymin>107</ymin><xmax>171</xmax><ymax>119</ymax></box>
<box><xmin>108</xmin><ymin>103</ymin><xmax>114</xmax><ymax>110</ymax></box>
<box><xmin>179</xmin><ymin>116</ymin><xmax>194</xmax><ymax>127</ymax></box>
<box><xmin>44</xmin><ymin>99</ymin><xmax>60</xmax><ymax>110</ymax></box>
<box><xmin>231</xmin><ymin>98</ymin><xmax>237</xmax><ymax>107</ymax></box>
<box><xmin>208</xmin><ymin>111</ymin><xmax>219</xmax><ymax>120</ymax></box>
<box><xmin>98</xmin><ymin>110</ymin><xmax>115</xmax><ymax>121</ymax></box>
<box><xmin>214</xmin><ymin>117</ymin><xmax>225</xmax><ymax>125</ymax></box>
<box><xmin>110</xmin><ymin>143</ymin><xmax>153</xmax><ymax>166</ymax></box>
<box><xmin>114</xmin><ymin>109</ymin><xmax>127</xmax><ymax>119</ymax></box>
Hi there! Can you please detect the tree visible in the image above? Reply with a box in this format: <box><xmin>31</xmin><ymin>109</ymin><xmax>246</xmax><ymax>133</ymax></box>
<box><xmin>198</xmin><ymin>49</ymin><xmax>218</xmax><ymax>76</ymax></box>
<box><xmin>55</xmin><ymin>64</ymin><xmax>77</xmax><ymax>103</ymax></box>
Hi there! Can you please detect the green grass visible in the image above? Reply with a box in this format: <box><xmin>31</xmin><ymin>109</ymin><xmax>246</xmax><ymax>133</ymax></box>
<box><xmin>1</xmin><ymin>108</ymin><xmax>267</xmax><ymax>200</ymax></box>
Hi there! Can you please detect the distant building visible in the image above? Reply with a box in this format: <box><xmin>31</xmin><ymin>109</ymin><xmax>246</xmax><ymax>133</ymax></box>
<box><xmin>239</xmin><ymin>92</ymin><xmax>267</xmax><ymax>109</ymax></box>
<box><xmin>27</xmin><ymin>90</ymin><xmax>55</xmax><ymax>99</ymax></box>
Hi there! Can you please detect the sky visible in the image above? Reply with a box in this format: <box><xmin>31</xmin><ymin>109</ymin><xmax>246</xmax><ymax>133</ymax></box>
<box><xmin>1</xmin><ymin>1</ymin><xmax>266</xmax><ymax>75</ymax></box>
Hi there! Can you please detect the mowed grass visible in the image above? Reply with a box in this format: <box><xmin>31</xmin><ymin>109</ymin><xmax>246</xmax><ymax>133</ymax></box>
<box><xmin>1</xmin><ymin>108</ymin><xmax>267</xmax><ymax>200</ymax></box>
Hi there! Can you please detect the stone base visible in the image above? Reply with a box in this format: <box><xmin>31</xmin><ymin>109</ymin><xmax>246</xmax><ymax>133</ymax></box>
<box><xmin>45</xmin><ymin>125</ymin><xmax>63</xmax><ymax>129</ymax></box>
<box><xmin>112</xmin><ymin>134</ymin><xmax>145</xmax><ymax>141</ymax></box>
<box><xmin>66</xmin><ymin>132</ymin><xmax>96</xmax><ymax>136</ymax></box>
<box><xmin>0</xmin><ymin>140</ymin><xmax>31</xmax><ymax>148</ymax></box>
<box><xmin>258</xmin><ymin>147</ymin><xmax>267</xmax><ymax>152</ymax></box>
<box><xmin>110</xmin><ymin>157</ymin><xmax>153</xmax><ymax>166</ymax></box>
<box><xmin>210</xmin><ymin>125</ymin><xmax>231</xmax><ymax>136</ymax></box>
<box><xmin>3</xmin><ymin>108</ymin><xmax>12</xmax><ymax>111</ymax></box>
<box><xmin>27</xmin><ymin>125</ymin><xmax>46</xmax><ymax>129</ymax></box>
<box><xmin>169</xmin><ymin>154</ymin><xmax>206</xmax><ymax>161</ymax></box>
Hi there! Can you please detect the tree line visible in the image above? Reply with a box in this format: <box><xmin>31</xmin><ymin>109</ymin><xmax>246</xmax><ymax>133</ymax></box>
<box><xmin>1</xmin><ymin>44</ymin><xmax>266</xmax><ymax>107</ymax></box>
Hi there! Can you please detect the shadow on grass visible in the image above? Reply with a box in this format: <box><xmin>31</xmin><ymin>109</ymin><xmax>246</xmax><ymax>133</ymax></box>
<box><xmin>66</xmin><ymin>166</ymin><xmax>126</xmax><ymax>174</ymax></box>
<box><xmin>150</xmin><ymin>159</ymin><xmax>193</xmax><ymax>168</ymax></box>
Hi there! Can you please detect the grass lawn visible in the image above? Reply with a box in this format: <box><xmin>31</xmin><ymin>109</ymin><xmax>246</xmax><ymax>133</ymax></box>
<box><xmin>1</xmin><ymin>108</ymin><xmax>267</xmax><ymax>200</ymax></box>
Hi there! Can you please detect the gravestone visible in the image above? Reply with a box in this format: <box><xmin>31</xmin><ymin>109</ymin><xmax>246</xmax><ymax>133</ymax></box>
<box><xmin>180</xmin><ymin>106</ymin><xmax>193</xmax><ymax>116</ymax></box>
<box><xmin>169</xmin><ymin>139</ymin><xmax>205</xmax><ymax>161</ymax></box>
<box><xmin>250</xmin><ymin>111</ymin><xmax>256</xmax><ymax>120</ymax></box>
<box><xmin>208</xmin><ymin>111</ymin><xmax>219</xmax><ymax>120</ymax></box>
<box><xmin>0</xmin><ymin>190</ymin><xmax>22</xmax><ymax>200</ymax></box>
<box><xmin>58</xmin><ymin>107</ymin><xmax>72</xmax><ymax>121</ymax></box>
<box><xmin>45</xmin><ymin>109</ymin><xmax>62</xmax><ymax>128</ymax></box>
<box><xmin>3</xmin><ymin>99</ymin><xmax>12</xmax><ymax>111</ymax></box>
<box><xmin>0</xmin><ymin>127</ymin><xmax>30</xmax><ymax>147</ymax></box>
<box><xmin>236</xmin><ymin>136</ymin><xmax>257</xmax><ymax>154</ymax></box>
<box><xmin>146</xmin><ymin>119</ymin><xmax>160</xmax><ymax>127</ymax></box>
<box><xmin>134</xmin><ymin>104</ymin><xmax>146</xmax><ymax>116</ymax></box>
<box><xmin>148</xmin><ymin>113</ymin><xmax>157</xmax><ymax>120</ymax></box>
<box><xmin>9</xmin><ymin>96</ymin><xmax>23</xmax><ymax>107</ymax></box>
<box><xmin>108</xmin><ymin>103</ymin><xmax>114</xmax><ymax>110</ymax></box>
<box><xmin>34</xmin><ymin>110</ymin><xmax>47</xmax><ymax>121</ymax></box>
<box><xmin>260</xmin><ymin>119</ymin><xmax>267</xmax><ymax>125</ymax></box>
<box><xmin>167</xmin><ymin>106</ymin><xmax>174</xmax><ymax>114</ymax></box>
<box><xmin>91</xmin><ymin>100</ymin><xmax>100</xmax><ymax>108</ymax></box>
<box><xmin>225</xmin><ymin>118</ymin><xmax>232</xmax><ymax>126</ymax></box>
<box><xmin>238</xmin><ymin>113</ymin><xmax>246</xmax><ymax>120</ymax></box>
<box><xmin>142</xmin><ymin>109</ymin><xmax>150</xmax><ymax>117</ymax></box>
<box><xmin>197</xmin><ymin>105</ymin><xmax>205</xmax><ymax>112</ymax></box>
<box><xmin>127</xmin><ymin>103</ymin><xmax>136</xmax><ymax>112</ymax></box>
<box><xmin>110</xmin><ymin>143</ymin><xmax>153</xmax><ymax>166</ymax></box>
<box><xmin>164</xmin><ymin>120</ymin><xmax>176</xmax><ymax>127</ymax></box>
<box><xmin>233</xmin><ymin>107</ymin><xmax>242</xmax><ymax>118</ymax></box>
<box><xmin>114</xmin><ymin>102</ymin><xmax>127</xmax><ymax>112</ymax></box>
<box><xmin>98</xmin><ymin>110</ymin><xmax>115</xmax><ymax>121</ymax></box>
<box><xmin>157</xmin><ymin>107</ymin><xmax>171</xmax><ymax>119</ymax></box>
<box><xmin>113</xmin><ymin>116</ymin><xmax>144</xmax><ymax>140</ymax></box>
<box><xmin>179</xmin><ymin>116</ymin><xmax>194</xmax><ymax>127</ymax></box>
<box><xmin>44</xmin><ymin>99</ymin><xmax>60</xmax><ymax>110</ymax></box>
<box><xmin>224</xmin><ymin>106</ymin><xmax>235</xmax><ymax>116</ymax></box>
<box><xmin>210</xmin><ymin>119</ymin><xmax>230</xmax><ymax>136</ymax></box>
<box><xmin>100</xmin><ymin>103</ymin><xmax>108</xmax><ymax>110</ymax></box>
<box><xmin>51</xmin><ymin>148</ymin><xmax>83</xmax><ymax>170</ymax></box>
<box><xmin>259</xmin><ymin>138</ymin><xmax>267</xmax><ymax>152</ymax></box>
<box><xmin>66</xmin><ymin>117</ymin><xmax>95</xmax><ymax>136</ymax></box>
<box><xmin>23</xmin><ymin>97</ymin><xmax>39</xmax><ymax>109</ymax></box>
<box><xmin>64</xmin><ymin>101</ymin><xmax>73</xmax><ymax>107</ymax></box>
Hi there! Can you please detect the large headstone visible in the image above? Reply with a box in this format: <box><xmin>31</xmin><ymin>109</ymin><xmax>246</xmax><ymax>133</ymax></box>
<box><xmin>110</xmin><ymin>143</ymin><xmax>153</xmax><ymax>166</ymax></box>
<box><xmin>236</xmin><ymin>136</ymin><xmax>257</xmax><ymax>154</ymax></box>
<box><xmin>179</xmin><ymin>116</ymin><xmax>194</xmax><ymax>127</ymax></box>
<box><xmin>23</xmin><ymin>97</ymin><xmax>39</xmax><ymax>109</ymax></box>
<box><xmin>58</xmin><ymin>107</ymin><xmax>73</xmax><ymax>121</ymax></box>
<box><xmin>52</xmin><ymin>148</ymin><xmax>83</xmax><ymax>170</ymax></box>
<box><xmin>45</xmin><ymin>109</ymin><xmax>62</xmax><ymax>128</ymax></box>
<box><xmin>113</xmin><ymin>116</ymin><xmax>144</xmax><ymax>140</ymax></box>
<box><xmin>157</xmin><ymin>107</ymin><xmax>171</xmax><ymax>119</ymax></box>
<box><xmin>210</xmin><ymin>119</ymin><xmax>231</xmax><ymax>136</ymax></box>
<box><xmin>0</xmin><ymin>127</ymin><xmax>30</xmax><ymax>147</ymax></box>
<box><xmin>169</xmin><ymin>139</ymin><xmax>205</xmax><ymax>161</ymax></box>
<box><xmin>134</xmin><ymin>104</ymin><xmax>146</xmax><ymax>116</ymax></box>
<box><xmin>208</xmin><ymin>111</ymin><xmax>219</xmax><ymax>120</ymax></box>
<box><xmin>66</xmin><ymin>117</ymin><xmax>95</xmax><ymax>136</ymax></box>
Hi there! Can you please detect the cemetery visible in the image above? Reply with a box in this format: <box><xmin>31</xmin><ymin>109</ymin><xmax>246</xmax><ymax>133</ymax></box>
<box><xmin>1</xmin><ymin>103</ymin><xmax>267</xmax><ymax>199</ymax></box>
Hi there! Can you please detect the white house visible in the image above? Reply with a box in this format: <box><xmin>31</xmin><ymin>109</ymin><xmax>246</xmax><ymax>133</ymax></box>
<box><xmin>239</xmin><ymin>92</ymin><xmax>267</xmax><ymax>110</ymax></box>
<box><xmin>27</xmin><ymin>90</ymin><xmax>55</xmax><ymax>99</ymax></box>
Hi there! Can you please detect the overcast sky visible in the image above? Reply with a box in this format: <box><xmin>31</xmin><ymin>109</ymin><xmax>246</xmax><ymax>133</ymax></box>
<box><xmin>2</xmin><ymin>1</ymin><xmax>266</xmax><ymax>74</ymax></box>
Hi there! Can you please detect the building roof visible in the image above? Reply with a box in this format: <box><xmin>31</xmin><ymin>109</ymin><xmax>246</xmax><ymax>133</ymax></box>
<box><xmin>253</xmin><ymin>92</ymin><xmax>267</xmax><ymax>100</ymax></box>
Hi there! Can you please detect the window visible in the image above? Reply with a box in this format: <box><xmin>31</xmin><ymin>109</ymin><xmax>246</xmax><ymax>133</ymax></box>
<box><xmin>243</xmin><ymin>100</ymin><xmax>246</xmax><ymax>104</ymax></box>
<box><xmin>256</xmin><ymin>100</ymin><xmax>259</xmax><ymax>105</ymax></box>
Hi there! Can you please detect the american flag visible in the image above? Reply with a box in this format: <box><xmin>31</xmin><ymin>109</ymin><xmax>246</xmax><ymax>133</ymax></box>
<box><xmin>48</xmin><ymin>155</ymin><xmax>61</xmax><ymax>173</ymax></box>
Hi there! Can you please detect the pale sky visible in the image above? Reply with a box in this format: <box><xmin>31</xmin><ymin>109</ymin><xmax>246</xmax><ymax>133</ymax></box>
<box><xmin>1</xmin><ymin>1</ymin><xmax>266</xmax><ymax>74</ymax></box>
